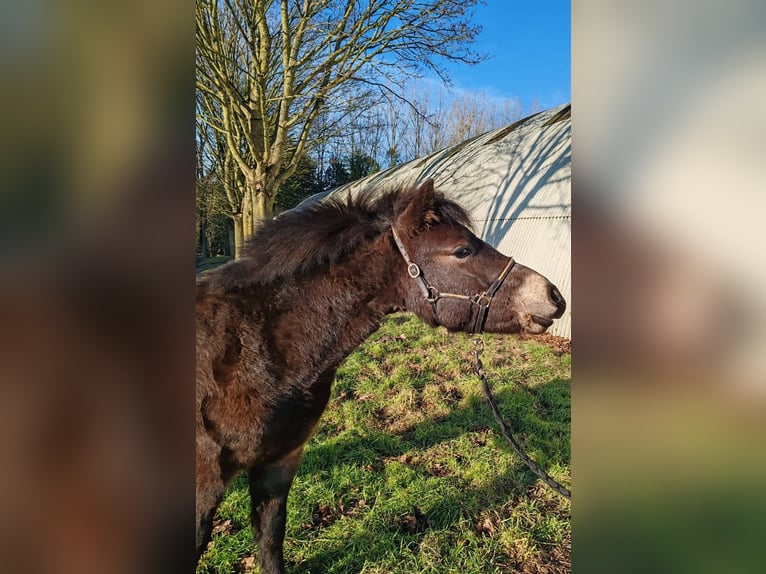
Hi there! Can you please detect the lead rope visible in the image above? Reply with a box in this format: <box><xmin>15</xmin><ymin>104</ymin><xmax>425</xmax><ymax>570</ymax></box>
<box><xmin>389</xmin><ymin>226</ymin><xmax>569</xmax><ymax>498</ymax></box>
<box><xmin>471</xmin><ymin>338</ymin><xmax>571</xmax><ymax>499</ymax></box>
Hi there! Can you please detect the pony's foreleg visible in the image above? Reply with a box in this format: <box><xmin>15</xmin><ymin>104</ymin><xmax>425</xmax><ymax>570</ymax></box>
<box><xmin>196</xmin><ymin>433</ymin><xmax>225</xmax><ymax>562</ymax></box>
<box><xmin>249</xmin><ymin>447</ymin><xmax>303</xmax><ymax>574</ymax></box>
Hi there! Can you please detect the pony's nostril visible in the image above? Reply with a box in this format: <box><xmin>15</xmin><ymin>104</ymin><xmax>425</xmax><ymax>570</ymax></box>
<box><xmin>550</xmin><ymin>285</ymin><xmax>566</xmax><ymax>314</ymax></box>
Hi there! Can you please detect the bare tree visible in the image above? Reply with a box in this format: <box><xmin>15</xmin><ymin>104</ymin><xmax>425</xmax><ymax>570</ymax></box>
<box><xmin>196</xmin><ymin>86</ymin><xmax>251</xmax><ymax>256</ymax></box>
<box><xmin>399</xmin><ymin>83</ymin><xmax>450</xmax><ymax>159</ymax></box>
<box><xmin>196</xmin><ymin>0</ymin><xmax>484</xmax><ymax>256</ymax></box>
<box><xmin>391</xmin><ymin>83</ymin><xmax>525</xmax><ymax>162</ymax></box>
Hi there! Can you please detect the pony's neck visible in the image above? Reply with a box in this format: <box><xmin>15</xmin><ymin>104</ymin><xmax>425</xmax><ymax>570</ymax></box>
<box><xmin>270</xmin><ymin>233</ymin><xmax>401</xmax><ymax>380</ymax></box>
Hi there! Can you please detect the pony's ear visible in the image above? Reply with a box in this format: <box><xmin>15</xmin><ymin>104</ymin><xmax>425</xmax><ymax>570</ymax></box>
<box><xmin>394</xmin><ymin>179</ymin><xmax>438</xmax><ymax>234</ymax></box>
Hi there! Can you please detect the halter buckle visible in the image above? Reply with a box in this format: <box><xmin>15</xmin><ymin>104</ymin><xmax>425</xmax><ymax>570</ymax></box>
<box><xmin>407</xmin><ymin>263</ymin><xmax>421</xmax><ymax>278</ymax></box>
<box><xmin>473</xmin><ymin>293</ymin><xmax>492</xmax><ymax>308</ymax></box>
<box><xmin>426</xmin><ymin>286</ymin><xmax>440</xmax><ymax>303</ymax></box>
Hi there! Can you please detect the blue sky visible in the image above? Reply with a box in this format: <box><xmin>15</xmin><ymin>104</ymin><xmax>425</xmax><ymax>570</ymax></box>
<box><xmin>437</xmin><ymin>1</ymin><xmax>571</xmax><ymax>112</ymax></box>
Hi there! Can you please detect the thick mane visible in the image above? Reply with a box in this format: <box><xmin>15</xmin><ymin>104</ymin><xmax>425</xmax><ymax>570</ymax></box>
<box><xmin>207</xmin><ymin>184</ymin><xmax>472</xmax><ymax>292</ymax></box>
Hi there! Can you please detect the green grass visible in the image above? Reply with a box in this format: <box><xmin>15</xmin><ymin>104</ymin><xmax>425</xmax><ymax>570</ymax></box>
<box><xmin>197</xmin><ymin>255</ymin><xmax>232</xmax><ymax>274</ymax></box>
<box><xmin>198</xmin><ymin>314</ymin><xmax>571</xmax><ymax>574</ymax></box>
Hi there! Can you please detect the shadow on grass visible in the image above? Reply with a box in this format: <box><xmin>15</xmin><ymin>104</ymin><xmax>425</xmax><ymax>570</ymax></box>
<box><xmin>196</xmin><ymin>255</ymin><xmax>231</xmax><ymax>274</ymax></box>
<box><xmin>290</xmin><ymin>377</ymin><xmax>571</xmax><ymax>573</ymax></box>
<box><xmin>303</xmin><ymin>377</ymin><xmax>571</xmax><ymax>475</ymax></box>
<box><xmin>232</xmin><ymin>377</ymin><xmax>568</xmax><ymax>572</ymax></box>
<box><xmin>289</xmin><ymin>468</ymin><xmax>541</xmax><ymax>574</ymax></box>
<box><xmin>208</xmin><ymin>375</ymin><xmax>570</xmax><ymax>573</ymax></box>
<box><xmin>288</xmin><ymin>470</ymin><xmax>570</xmax><ymax>574</ymax></box>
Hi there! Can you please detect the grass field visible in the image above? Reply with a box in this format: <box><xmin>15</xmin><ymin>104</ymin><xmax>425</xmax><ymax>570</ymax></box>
<box><xmin>198</xmin><ymin>313</ymin><xmax>571</xmax><ymax>574</ymax></box>
<box><xmin>196</xmin><ymin>255</ymin><xmax>232</xmax><ymax>274</ymax></box>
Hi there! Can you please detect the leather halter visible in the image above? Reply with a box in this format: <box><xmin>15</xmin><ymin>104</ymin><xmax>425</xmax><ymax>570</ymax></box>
<box><xmin>390</xmin><ymin>226</ymin><xmax>516</xmax><ymax>333</ymax></box>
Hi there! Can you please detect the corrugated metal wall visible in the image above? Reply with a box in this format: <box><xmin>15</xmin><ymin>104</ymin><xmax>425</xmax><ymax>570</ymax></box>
<box><xmin>332</xmin><ymin>104</ymin><xmax>572</xmax><ymax>338</ymax></box>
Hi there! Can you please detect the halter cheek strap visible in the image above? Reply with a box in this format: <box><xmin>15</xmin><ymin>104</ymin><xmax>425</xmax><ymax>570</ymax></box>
<box><xmin>390</xmin><ymin>225</ymin><xmax>436</xmax><ymax>305</ymax></box>
<box><xmin>390</xmin><ymin>226</ymin><xmax>515</xmax><ymax>333</ymax></box>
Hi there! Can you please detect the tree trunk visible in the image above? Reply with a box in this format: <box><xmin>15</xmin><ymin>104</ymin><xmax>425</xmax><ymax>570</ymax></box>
<box><xmin>198</xmin><ymin>218</ymin><xmax>209</xmax><ymax>258</ymax></box>
<box><xmin>232</xmin><ymin>214</ymin><xmax>245</xmax><ymax>259</ymax></box>
<box><xmin>243</xmin><ymin>185</ymin><xmax>254</xmax><ymax>245</ymax></box>
<box><xmin>246</xmin><ymin>175</ymin><xmax>274</xmax><ymax>224</ymax></box>
<box><xmin>253</xmin><ymin>190</ymin><xmax>273</xmax><ymax>221</ymax></box>
<box><xmin>226</xmin><ymin>220</ymin><xmax>234</xmax><ymax>257</ymax></box>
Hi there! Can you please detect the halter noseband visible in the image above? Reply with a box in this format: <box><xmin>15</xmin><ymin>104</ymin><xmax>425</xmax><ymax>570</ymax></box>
<box><xmin>390</xmin><ymin>226</ymin><xmax>516</xmax><ymax>333</ymax></box>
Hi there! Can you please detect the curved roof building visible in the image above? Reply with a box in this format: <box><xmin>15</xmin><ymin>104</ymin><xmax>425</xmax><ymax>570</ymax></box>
<box><xmin>327</xmin><ymin>103</ymin><xmax>572</xmax><ymax>338</ymax></box>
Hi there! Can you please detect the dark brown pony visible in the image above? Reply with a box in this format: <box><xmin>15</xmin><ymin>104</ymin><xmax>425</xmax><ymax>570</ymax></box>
<box><xmin>196</xmin><ymin>180</ymin><xmax>565</xmax><ymax>572</ymax></box>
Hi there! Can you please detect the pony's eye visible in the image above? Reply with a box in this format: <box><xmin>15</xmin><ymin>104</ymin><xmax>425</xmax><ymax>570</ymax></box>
<box><xmin>453</xmin><ymin>246</ymin><xmax>473</xmax><ymax>259</ymax></box>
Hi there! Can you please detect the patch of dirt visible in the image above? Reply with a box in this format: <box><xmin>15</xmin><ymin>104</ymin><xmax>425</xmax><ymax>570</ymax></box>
<box><xmin>211</xmin><ymin>518</ymin><xmax>232</xmax><ymax>536</ymax></box>
<box><xmin>537</xmin><ymin>535</ymin><xmax>572</xmax><ymax>574</ymax></box>
<box><xmin>346</xmin><ymin>390</ymin><xmax>375</xmax><ymax>403</ymax></box>
<box><xmin>535</xmin><ymin>397</ymin><xmax>554</xmax><ymax>417</ymax></box>
<box><xmin>389</xmin><ymin>506</ymin><xmax>428</xmax><ymax>534</ymax></box>
<box><xmin>240</xmin><ymin>555</ymin><xmax>256</xmax><ymax>573</ymax></box>
<box><xmin>335</xmin><ymin>389</ymin><xmax>355</xmax><ymax>402</ymax></box>
<box><xmin>469</xmin><ymin>427</ymin><xmax>492</xmax><ymax>446</ymax></box>
<box><xmin>304</xmin><ymin>503</ymin><xmax>338</xmax><ymax>530</ymax></box>
<box><xmin>505</xmin><ymin>534</ymin><xmax>572</xmax><ymax>574</ymax></box>
<box><xmin>424</xmin><ymin>462</ymin><xmax>450</xmax><ymax>477</ymax></box>
<box><xmin>382</xmin><ymin>395</ymin><xmax>426</xmax><ymax>434</ymax></box>
<box><xmin>475</xmin><ymin>511</ymin><xmax>502</xmax><ymax>537</ymax></box>
<box><xmin>521</xmin><ymin>482</ymin><xmax>571</xmax><ymax>519</ymax></box>
<box><xmin>439</xmin><ymin>383</ymin><xmax>464</xmax><ymax>404</ymax></box>
<box><xmin>367</xmin><ymin>406</ymin><xmax>390</xmax><ymax>430</ymax></box>
<box><xmin>301</xmin><ymin>499</ymin><xmax>368</xmax><ymax>531</ymax></box>
<box><xmin>373</xmin><ymin>332</ymin><xmax>409</xmax><ymax>345</ymax></box>
<box><xmin>383</xmin><ymin>453</ymin><xmax>415</xmax><ymax>466</ymax></box>
<box><xmin>202</xmin><ymin>517</ymin><xmax>238</xmax><ymax>556</ymax></box>
<box><xmin>383</xmin><ymin>453</ymin><xmax>462</xmax><ymax>478</ymax></box>
<box><xmin>360</xmin><ymin>460</ymin><xmax>384</xmax><ymax>473</ymax></box>
<box><xmin>211</xmin><ymin>517</ymin><xmax>241</xmax><ymax>537</ymax></box>
<box><xmin>528</xmin><ymin>334</ymin><xmax>571</xmax><ymax>355</ymax></box>
<box><xmin>338</xmin><ymin>498</ymin><xmax>366</xmax><ymax>517</ymax></box>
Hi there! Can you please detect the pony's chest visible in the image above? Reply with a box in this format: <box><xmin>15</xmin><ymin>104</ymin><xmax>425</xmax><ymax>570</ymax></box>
<box><xmin>268</xmin><ymin>382</ymin><xmax>332</xmax><ymax>440</ymax></box>
<box><xmin>230</xmin><ymin>374</ymin><xmax>334</xmax><ymax>466</ymax></box>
